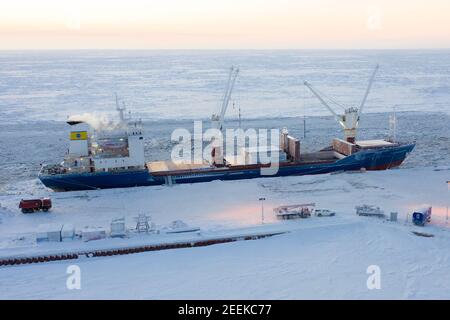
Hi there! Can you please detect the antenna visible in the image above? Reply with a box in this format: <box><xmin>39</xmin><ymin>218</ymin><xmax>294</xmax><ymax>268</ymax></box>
<box><xmin>236</xmin><ymin>76</ymin><xmax>242</xmax><ymax>129</ymax></box>
<box><xmin>302</xmin><ymin>84</ymin><xmax>306</xmax><ymax>138</ymax></box>
<box><xmin>303</xmin><ymin>115</ymin><xmax>306</xmax><ymax>139</ymax></box>
<box><xmin>233</xmin><ymin>100</ymin><xmax>242</xmax><ymax>129</ymax></box>
<box><xmin>389</xmin><ymin>106</ymin><xmax>397</xmax><ymax>142</ymax></box>
<box><xmin>238</xmin><ymin>105</ymin><xmax>242</xmax><ymax>129</ymax></box>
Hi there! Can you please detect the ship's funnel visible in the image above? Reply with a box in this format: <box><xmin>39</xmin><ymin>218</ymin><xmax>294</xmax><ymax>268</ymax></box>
<box><xmin>67</xmin><ymin>120</ymin><xmax>85</xmax><ymax>126</ymax></box>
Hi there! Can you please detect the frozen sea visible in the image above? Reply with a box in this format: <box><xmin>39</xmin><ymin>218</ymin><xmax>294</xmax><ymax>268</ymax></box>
<box><xmin>0</xmin><ymin>50</ymin><xmax>449</xmax><ymax>189</ymax></box>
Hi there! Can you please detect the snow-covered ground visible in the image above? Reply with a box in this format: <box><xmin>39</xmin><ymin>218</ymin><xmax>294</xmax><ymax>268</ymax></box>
<box><xmin>1</xmin><ymin>167</ymin><xmax>450</xmax><ymax>299</ymax></box>
<box><xmin>3</xmin><ymin>219</ymin><xmax>450</xmax><ymax>299</ymax></box>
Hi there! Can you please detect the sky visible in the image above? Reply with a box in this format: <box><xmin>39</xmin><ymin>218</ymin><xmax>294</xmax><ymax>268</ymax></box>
<box><xmin>0</xmin><ymin>0</ymin><xmax>449</xmax><ymax>49</ymax></box>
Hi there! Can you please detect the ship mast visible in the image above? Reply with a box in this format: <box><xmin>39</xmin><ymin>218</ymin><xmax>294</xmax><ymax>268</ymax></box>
<box><xmin>389</xmin><ymin>106</ymin><xmax>397</xmax><ymax>143</ymax></box>
<box><xmin>304</xmin><ymin>64</ymin><xmax>379</xmax><ymax>143</ymax></box>
<box><xmin>115</xmin><ymin>93</ymin><xmax>126</xmax><ymax>122</ymax></box>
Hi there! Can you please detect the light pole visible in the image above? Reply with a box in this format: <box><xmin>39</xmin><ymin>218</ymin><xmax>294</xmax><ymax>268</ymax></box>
<box><xmin>259</xmin><ymin>197</ymin><xmax>266</xmax><ymax>224</ymax></box>
<box><xmin>446</xmin><ymin>181</ymin><xmax>450</xmax><ymax>224</ymax></box>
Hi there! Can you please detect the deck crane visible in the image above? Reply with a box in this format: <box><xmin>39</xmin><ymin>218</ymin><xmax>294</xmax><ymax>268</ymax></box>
<box><xmin>304</xmin><ymin>64</ymin><xmax>379</xmax><ymax>143</ymax></box>
<box><xmin>211</xmin><ymin>66</ymin><xmax>239</xmax><ymax>165</ymax></box>
<box><xmin>211</xmin><ymin>66</ymin><xmax>239</xmax><ymax>131</ymax></box>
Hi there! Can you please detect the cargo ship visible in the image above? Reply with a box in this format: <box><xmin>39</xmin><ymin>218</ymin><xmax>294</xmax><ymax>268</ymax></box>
<box><xmin>38</xmin><ymin>66</ymin><xmax>415</xmax><ymax>191</ymax></box>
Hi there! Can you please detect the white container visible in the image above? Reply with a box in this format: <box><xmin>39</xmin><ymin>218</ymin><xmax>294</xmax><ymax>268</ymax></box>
<box><xmin>81</xmin><ymin>227</ymin><xmax>106</xmax><ymax>242</ymax></box>
<box><xmin>47</xmin><ymin>227</ymin><xmax>62</xmax><ymax>242</ymax></box>
<box><xmin>36</xmin><ymin>224</ymin><xmax>62</xmax><ymax>242</ymax></box>
<box><xmin>390</xmin><ymin>212</ymin><xmax>398</xmax><ymax>222</ymax></box>
<box><xmin>61</xmin><ymin>224</ymin><xmax>75</xmax><ymax>241</ymax></box>
<box><xmin>36</xmin><ymin>224</ymin><xmax>49</xmax><ymax>242</ymax></box>
<box><xmin>110</xmin><ymin>218</ymin><xmax>126</xmax><ymax>238</ymax></box>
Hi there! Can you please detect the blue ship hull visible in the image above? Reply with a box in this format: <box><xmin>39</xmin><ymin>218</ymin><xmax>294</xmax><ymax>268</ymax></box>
<box><xmin>39</xmin><ymin>143</ymin><xmax>415</xmax><ymax>191</ymax></box>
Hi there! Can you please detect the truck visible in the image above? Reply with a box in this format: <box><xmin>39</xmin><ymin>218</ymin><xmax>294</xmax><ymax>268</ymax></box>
<box><xmin>314</xmin><ymin>209</ymin><xmax>336</xmax><ymax>217</ymax></box>
<box><xmin>274</xmin><ymin>203</ymin><xmax>315</xmax><ymax>220</ymax></box>
<box><xmin>355</xmin><ymin>205</ymin><xmax>385</xmax><ymax>218</ymax></box>
<box><xmin>19</xmin><ymin>198</ymin><xmax>52</xmax><ymax>214</ymax></box>
<box><xmin>412</xmin><ymin>207</ymin><xmax>432</xmax><ymax>226</ymax></box>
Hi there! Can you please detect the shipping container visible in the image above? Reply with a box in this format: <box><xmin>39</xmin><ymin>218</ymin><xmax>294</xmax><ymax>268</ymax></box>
<box><xmin>412</xmin><ymin>207</ymin><xmax>432</xmax><ymax>226</ymax></box>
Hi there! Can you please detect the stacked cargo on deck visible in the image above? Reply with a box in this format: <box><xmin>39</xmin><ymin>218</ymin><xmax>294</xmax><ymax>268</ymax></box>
<box><xmin>280</xmin><ymin>128</ymin><xmax>301</xmax><ymax>162</ymax></box>
<box><xmin>332</xmin><ymin>138</ymin><xmax>357</xmax><ymax>156</ymax></box>
<box><xmin>332</xmin><ymin>138</ymin><xmax>397</xmax><ymax>156</ymax></box>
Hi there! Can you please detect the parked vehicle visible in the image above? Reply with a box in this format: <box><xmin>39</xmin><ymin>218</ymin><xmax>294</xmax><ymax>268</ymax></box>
<box><xmin>315</xmin><ymin>209</ymin><xmax>336</xmax><ymax>217</ymax></box>
<box><xmin>355</xmin><ymin>205</ymin><xmax>385</xmax><ymax>218</ymax></box>
<box><xmin>412</xmin><ymin>207</ymin><xmax>432</xmax><ymax>226</ymax></box>
<box><xmin>274</xmin><ymin>203</ymin><xmax>315</xmax><ymax>220</ymax></box>
<box><xmin>19</xmin><ymin>198</ymin><xmax>52</xmax><ymax>214</ymax></box>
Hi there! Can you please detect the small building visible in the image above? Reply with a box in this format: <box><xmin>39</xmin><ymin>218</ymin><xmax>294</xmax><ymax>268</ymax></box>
<box><xmin>61</xmin><ymin>224</ymin><xmax>75</xmax><ymax>241</ymax></box>
<box><xmin>110</xmin><ymin>218</ymin><xmax>126</xmax><ymax>237</ymax></box>
<box><xmin>81</xmin><ymin>227</ymin><xmax>107</xmax><ymax>242</ymax></box>
<box><xmin>36</xmin><ymin>224</ymin><xmax>62</xmax><ymax>242</ymax></box>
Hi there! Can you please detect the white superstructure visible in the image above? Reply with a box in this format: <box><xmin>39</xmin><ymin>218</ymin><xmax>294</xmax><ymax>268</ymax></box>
<box><xmin>92</xmin><ymin>120</ymin><xmax>145</xmax><ymax>172</ymax></box>
<box><xmin>62</xmin><ymin>102</ymin><xmax>146</xmax><ymax>173</ymax></box>
<box><xmin>68</xmin><ymin>122</ymin><xmax>90</xmax><ymax>157</ymax></box>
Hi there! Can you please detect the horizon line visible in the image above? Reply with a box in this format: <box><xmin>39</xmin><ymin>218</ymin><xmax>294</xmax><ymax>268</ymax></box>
<box><xmin>0</xmin><ymin>48</ymin><xmax>449</xmax><ymax>51</ymax></box>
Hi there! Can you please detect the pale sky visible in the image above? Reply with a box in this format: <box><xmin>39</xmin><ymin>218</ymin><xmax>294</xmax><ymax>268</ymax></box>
<box><xmin>0</xmin><ymin>0</ymin><xmax>449</xmax><ymax>49</ymax></box>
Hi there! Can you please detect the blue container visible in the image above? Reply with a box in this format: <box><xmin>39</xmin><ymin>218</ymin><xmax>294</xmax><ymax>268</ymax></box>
<box><xmin>412</xmin><ymin>207</ymin><xmax>432</xmax><ymax>226</ymax></box>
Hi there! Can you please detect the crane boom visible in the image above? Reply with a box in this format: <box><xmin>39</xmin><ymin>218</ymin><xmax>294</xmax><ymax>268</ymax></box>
<box><xmin>358</xmin><ymin>64</ymin><xmax>379</xmax><ymax>117</ymax></box>
<box><xmin>218</xmin><ymin>67</ymin><xmax>234</xmax><ymax>121</ymax></box>
<box><xmin>210</xmin><ymin>66</ymin><xmax>239</xmax><ymax>166</ymax></box>
<box><xmin>220</xmin><ymin>66</ymin><xmax>239</xmax><ymax>122</ymax></box>
<box><xmin>303</xmin><ymin>81</ymin><xmax>344</xmax><ymax>128</ymax></box>
<box><xmin>212</xmin><ymin>66</ymin><xmax>239</xmax><ymax>131</ymax></box>
<box><xmin>303</xmin><ymin>64</ymin><xmax>381</xmax><ymax>143</ymax></box>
